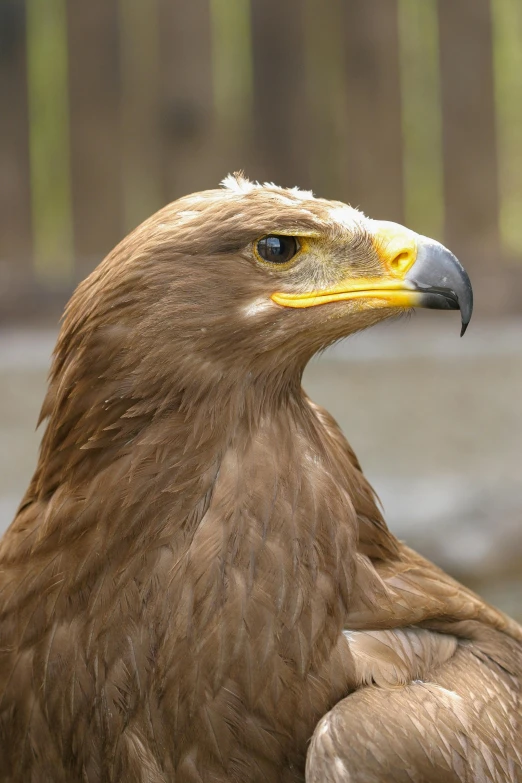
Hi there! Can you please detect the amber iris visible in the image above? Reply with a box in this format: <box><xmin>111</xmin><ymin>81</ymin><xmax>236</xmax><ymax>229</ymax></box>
<box><xmin>256</xmin><ymin>235</ymin><xmax>299</xmax><ymax>265</ymax></box>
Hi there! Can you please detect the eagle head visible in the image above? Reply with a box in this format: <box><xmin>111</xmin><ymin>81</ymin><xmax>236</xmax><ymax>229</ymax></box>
<box><xmin>49</xmin><ymin>173</ymin><xmax>472</xmax><ymax>439</ymax></box>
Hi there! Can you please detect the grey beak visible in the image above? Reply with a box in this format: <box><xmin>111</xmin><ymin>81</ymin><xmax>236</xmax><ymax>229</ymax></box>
<box><xmin>405</xmin><ymin>239</ymin><xmax>473</xmax><ymax>336</ymax></box>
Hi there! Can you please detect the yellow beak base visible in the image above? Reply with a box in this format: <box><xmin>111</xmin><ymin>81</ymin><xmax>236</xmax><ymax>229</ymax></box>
<box><xmin>271</xmin><ymin>281</ymin><xmax>420</xmax><ymax>310</ymax></box>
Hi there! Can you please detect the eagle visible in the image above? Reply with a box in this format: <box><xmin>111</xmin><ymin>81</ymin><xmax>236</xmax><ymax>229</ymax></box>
<box><xmin>0</xmin><ymin>174</ymin><xmax>521</xmax><ymax>783</ymax></box>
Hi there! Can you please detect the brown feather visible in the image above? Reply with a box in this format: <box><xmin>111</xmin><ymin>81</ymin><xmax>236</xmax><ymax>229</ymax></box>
<box><xmin>1</xmin><ymin>176</ymin><xmax>520</xmax><ymax>781</ymax></box>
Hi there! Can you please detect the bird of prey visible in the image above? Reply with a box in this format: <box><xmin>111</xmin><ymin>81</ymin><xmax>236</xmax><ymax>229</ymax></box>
<box><xmin>0</xmin><ymin>174</ymin><xmax>520</xmax><ymax>783</ymax></box>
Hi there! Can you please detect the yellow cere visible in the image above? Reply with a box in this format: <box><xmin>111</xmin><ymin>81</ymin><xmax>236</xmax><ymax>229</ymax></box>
<box><xmin>369</xmin><ymin>220</ymin><xmax>418</xmax><ymax>278</ymax></box>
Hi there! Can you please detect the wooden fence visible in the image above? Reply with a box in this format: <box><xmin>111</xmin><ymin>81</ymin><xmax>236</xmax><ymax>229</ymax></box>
<box><xmin>1</xmin><ymin>0</ymin><xmax>522</xmax><ymax>315</ymax></box>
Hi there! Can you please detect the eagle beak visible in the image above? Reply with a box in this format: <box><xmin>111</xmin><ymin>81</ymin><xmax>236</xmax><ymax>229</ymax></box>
<box><xmin>271</xmin><ymin>222</ymin><xmax>473</xmax><ymax>336</ymax></box>
<box><xmin>402</xmin><ymin>236</ymin><xmax>473</xmax><ymax>336</ymax></box>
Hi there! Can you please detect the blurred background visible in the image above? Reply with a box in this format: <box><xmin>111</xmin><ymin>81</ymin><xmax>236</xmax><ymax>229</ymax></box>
<box><xmin>0</xmin><ymin>0</ymin><xmax>521</xmax><ymax>618</ymax></box>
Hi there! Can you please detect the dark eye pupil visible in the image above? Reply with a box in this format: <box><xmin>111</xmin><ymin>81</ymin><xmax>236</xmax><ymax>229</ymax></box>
<box><xmin>257</xmin><ymin>235</ymin><xmax>298</xmax><ymax>264</ymax></box>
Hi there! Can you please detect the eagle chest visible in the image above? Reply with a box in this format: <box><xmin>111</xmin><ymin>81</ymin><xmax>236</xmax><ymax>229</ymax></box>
<box><xmin>154</xmin><ymin>416</ymin><xmax>358</xmax><ymax>778</ymax></box>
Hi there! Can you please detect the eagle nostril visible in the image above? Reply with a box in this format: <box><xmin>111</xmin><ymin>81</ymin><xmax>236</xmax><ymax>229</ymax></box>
<box><xmin>389</xmin><ymin>249</ymin><xmax>415</xmax><ymax>275</ymax></box>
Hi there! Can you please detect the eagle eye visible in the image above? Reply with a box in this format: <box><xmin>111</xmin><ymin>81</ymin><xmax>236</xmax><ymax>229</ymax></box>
<box><xmin>256</xmin><ymin>235</ymin><xmax>299</xmax><ymax>265</ymax></box>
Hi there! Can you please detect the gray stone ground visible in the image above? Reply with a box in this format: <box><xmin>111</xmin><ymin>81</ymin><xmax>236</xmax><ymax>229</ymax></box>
<box><xmin>1</xmin><ymin>314</ymin><xmax>521</xmax><ymax>620</ymax></box>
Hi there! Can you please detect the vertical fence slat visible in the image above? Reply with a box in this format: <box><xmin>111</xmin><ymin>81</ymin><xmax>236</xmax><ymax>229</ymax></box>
<box><xmin>118</xmin><ymin>0</ymin><xmax>163</xmax><ymax>232</ymax></box>
<box><xmin>398</xmin><ymin>0</ymin><xmax>444</xmax><ymax>239</ymax></box>
<box><xmin>209</xmin><ymin>0</ymin><xmax>253</xmax><ymax>152</ymax></box>
<box><xmin>68</xmin><ymin>0</ymin><xmax>123</xmax><ymax>266</ymax></box>
<box><xmin>250</xmin><ymin>0</ymin><xmax>311</xmax><ymax>187</ymax></box>
<box><xmin>207</xmin><ymin>0</ymin><xmax>253</xmax><ymax>177</ymax></box>
<box><xmin>492</xmin><ymin>0</ymin><xmax>522</xmax><ymax>259</ymax></box>
<box><xmin>26</xmin><ymin>0</ymin><xmax>73</xmax><ymax>282</ymax></box>
<box><xmin>0</xmin><ymin>3</ymin><xmax>32</xmax><ymax>267</ymax></box>
<box><xmin>439</xmin><ymin>0</ymin><xmax>499</xmax><ymax>267</ymax></box>
<box><xmin>302</xmin><ymin>0</ymin><xmax>349</xmax><ymax>198</ymax></box>
<box><xmin>342</xmin><ymin>0</ymin><xmax>403</xmax><ymax>220</ymax></box>
<box><xmin>159</xmin><ymin>0</ymin><xmax>217</xmax><ymax>199</ymax></box>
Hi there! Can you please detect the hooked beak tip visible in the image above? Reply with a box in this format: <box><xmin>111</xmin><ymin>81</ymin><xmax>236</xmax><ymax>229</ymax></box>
<box><xmin>405</xmin><ymin>238</ymin><xmax>473</xmax><ymax>337</ymax></box>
